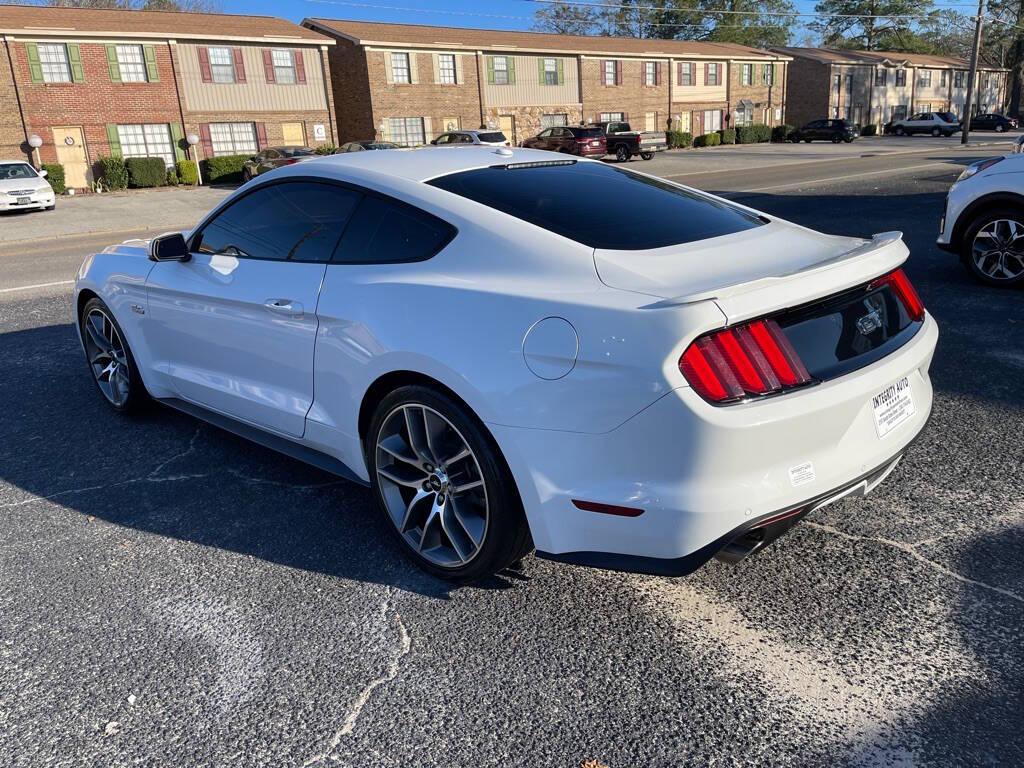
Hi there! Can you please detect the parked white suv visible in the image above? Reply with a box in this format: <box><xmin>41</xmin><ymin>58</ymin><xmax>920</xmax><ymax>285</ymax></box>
<box><xmin>890</xmin><ymin>112</ymin><xmax>960</xmax><ymax>137</ymax></box>
<box><xmin>0</xmin><ymin>160</ymin><xmax>55</xmax><ymax>212</ymax></box>
<box><xmin>937</xmin><ymin>142</ymin><xmax>1024</xmax><ymax>284</ymax></box>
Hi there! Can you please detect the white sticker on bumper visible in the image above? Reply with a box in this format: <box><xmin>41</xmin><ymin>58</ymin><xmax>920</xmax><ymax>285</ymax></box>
<box><xmin>872</xmin><ymin>376</ymin><xmax>916</xmax><ymax>439</ymax></box>
<box><xmin>789</xmin><ymin>460</ymin><xmax>816</xmax><ymax>487</ymax></box>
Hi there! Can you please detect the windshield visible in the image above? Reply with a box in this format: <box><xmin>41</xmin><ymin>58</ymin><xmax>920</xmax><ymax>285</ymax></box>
<box><xmin>0</xmin><ymin>163</ymin><xmax>39</xmax><ymax>180</ymax></box>
<box><xmin>281</xmin><ymin>148</ymin><xmax>314</xmax><ymax>157</ymax></box>
<box><xmin>428</xmin><ymin>161</ymin><xmax>763</xmax><ymax>250</ymax></box>
<box><xmin>366</xmin><ymin>142</ymin><xmax>398</xmax><ymax>150</ymax></box>
<box><xmin>569</xmin><ymin>127</ymin><xmax>604</xmax><ymax>138</ymax></box>
<box><xmin>476</xmin><ymin>132</ymin><xmax>507</xmax><ymax>143</ymax></box>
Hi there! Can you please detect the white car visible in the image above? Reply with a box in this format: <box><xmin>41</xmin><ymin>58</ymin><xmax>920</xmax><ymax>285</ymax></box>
<box><xmin>430</xmin><ymin>129</ymin><xmax>510</xmax><ymax>147</ymax></box>
<box><xmin>0</xmin><ymin>160</ymin><xmax>55</xmax><ymax>212</ymax></box>
<box><xmin>889</xmin><ymin>111</ymin><xmax>960</xmax><ymax>137</ymax></box>
<box><xmin>74</xmin><ymin>148</ymin><xmax>937</xmax><ymax>581</ymax></box>
<box><xmin>938</xmin><ymin>144</ymin><xmax>1024</xmax><ymax>285</ymax></box>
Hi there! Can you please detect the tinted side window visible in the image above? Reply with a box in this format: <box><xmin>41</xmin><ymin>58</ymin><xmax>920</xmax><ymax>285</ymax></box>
<box><xmin>195</xmin><ymin>181</ymin><xmax>361</xmax><ymax>263</ymax></box>
<box><xmin>332</xmin><ymin>195</ymin><xmax>456</xmax><ymax>264</ymax></box>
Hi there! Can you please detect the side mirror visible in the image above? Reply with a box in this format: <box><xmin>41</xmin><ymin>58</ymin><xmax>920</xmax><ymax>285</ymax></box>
<box><xmin>149</xmin><ymin>231</ymin><xmax>190</xmax><ymax>262</ymax></box>
<box><xmin>39</xmin><ymin>169</ymin><xmax>48</xmax><ymax>178</ymax></box>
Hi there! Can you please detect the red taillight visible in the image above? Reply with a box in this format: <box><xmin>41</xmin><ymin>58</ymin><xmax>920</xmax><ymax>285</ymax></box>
<box><xmin>679</xmin><ymin>318</ymin><xmax>812</xmax><ymax>404</ymax></box>
<box><xmin>869</xmin><ymin>268</ymin><xmax>925</xmax><ymax>321</ymax></box>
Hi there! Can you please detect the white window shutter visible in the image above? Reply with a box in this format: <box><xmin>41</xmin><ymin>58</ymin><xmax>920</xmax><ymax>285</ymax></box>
<box><xmin>454</xmin><ymin>54</ymin><xmax>464</xmax><ymax>84</ymax></box>
<box><xmin>431</xmin><ymin>53</ymin><xmax>440</xmax><ymax>84</ymax></box>
<box><xmin>409</xmin><ymin>53</ymin><xmax>419</xmax><ymax>84</ymax></box>
<box><xmin>423</xmin><ymin>116</ymin><xmax>432</xmax><ymax>142</ymax></box>
<box><xmin>384</xmin><ymin>52</ymin><xmax>394</xmax><ymax>85</ymax></box>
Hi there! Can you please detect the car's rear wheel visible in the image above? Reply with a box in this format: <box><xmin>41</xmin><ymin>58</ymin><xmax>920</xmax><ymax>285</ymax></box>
<box><xmin>80</xmin><ymin>297</ymin><xmax>148</xmax><ymax>413</ymax></box>
<box><xmin>996</xmin><ymin>124</ymin><xmax>1006</xmax><ymax>132</ymax></box>
<box><xmin>831</xmin><ymin>134</ymin><xmax>841</xmax><ymax>143</ymax></box>
<box><xmin>896</xmin><ymin>126</ymin><xmax>906</xmax><ymax>136</ymax></box>
<box><xmin>615</xmin><ymin>145</ymin><xmax>630</xmax><ymax>162</ymax></box>
<box><xmin>367</xmin><ymin>385</ymin><xmax>531</xmax><ymax>581</ymax></box>
<box><xmin>931</xmin><ymin>127</ymin><xmax>941</xmax><ymax>137</ymax></box>
<box><xmin>963</xmin><ymin>209</ymin><xmax>1024</xmax><ymax>286</ymax></box>
<box><xmin>640</xmin><ymin>151</ymin><xmax>654</xmax><ymax>160</ymax></box>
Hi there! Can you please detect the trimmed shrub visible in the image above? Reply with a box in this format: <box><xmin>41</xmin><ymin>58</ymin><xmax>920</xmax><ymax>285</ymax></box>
<box><xmin>314</xmin><ymin>144</ymin><xmax>337</xmax><ymax>155</ymax></box>
<box><xmin>176</xmin><ymin>159</ymin><xmax>199</xmax><ymax>186</ymax></box>
<box><xmin>861</xmin><ymin>123</ymin><xmax>878</xmax><ymax>136</ymax></box>
<box><xmin>667</xmin><ymin>130</ymin><xmax>692</xmax><ymax>149</ymax></box>
<box><xmin>98</xmin><ymin>155</ymin><xmax>128</xmax><ymax>190</ymax></box>
<box><xmin>771</xmin><ymin>124</ymin><xmax>794</xmax><ymax>142</ymax></box>
<box><xmin>125</xmin><ymin>157</ymin><xmax>167</xmax><ymax>188</ymax></box>
<box><xmin>166</xmin><ymin>168</ymin><xmax>179</xmax><ymax>186</ymax></box>
<box><xmin>41</xmin><ymin>162</ymin><xmax>65</xmax><ymax>194</ymax></box>
<box><xmin>736</xmin><ymin>124</ymin><xmax>772</xmax><ymax>144</ymax></box>
<box><xmin>202</xmin><ymin>154</ymin><xmax>249</xmax><ymax>185</ymax></box>
<box><xmin>719</xmin><ymin>128</ymin><xmax>736</xmax><ymax>145</ymax></box>
<box><xmin>694</xmin><ymin>132</ymin><xmax>721</xmax><ymax>148</ymax></box>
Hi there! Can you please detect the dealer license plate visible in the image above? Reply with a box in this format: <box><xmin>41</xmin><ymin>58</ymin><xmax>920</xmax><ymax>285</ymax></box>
<box><xmin>16</xmin><ymin>196</ymin><xmax>30</xmax><ymax>205</ymax></box>
<box><xmin>872</xmin><ymin>377</ymin><xmax>916</xmax><ymax>439</ymax></box>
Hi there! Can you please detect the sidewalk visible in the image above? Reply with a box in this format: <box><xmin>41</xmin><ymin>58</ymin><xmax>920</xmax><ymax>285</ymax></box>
<box><xmin>0</xmin><ymin>184</ymin><xmax>233</xmax><ymax>244</ymax></box>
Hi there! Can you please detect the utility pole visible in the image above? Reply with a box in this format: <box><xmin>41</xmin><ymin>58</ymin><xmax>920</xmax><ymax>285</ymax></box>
<box><xmin>962</xmin><ymin>0</ymin><xmax>986</xmax><ymax>145</ymax></box>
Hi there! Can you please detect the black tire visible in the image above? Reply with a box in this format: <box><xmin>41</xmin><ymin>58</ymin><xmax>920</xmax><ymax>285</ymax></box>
<box><xmin>831</xmin><ymin>134</ymin><xmax>841</xmax><ymax>143</ymax></box>
<box><xmin>640</xmin><ymin>151</ymin><xmax>654</xmax><ymax>160</ymax></box>
<box><xmin>46</xmin><ymin>202</ymin><xmax>56</xmax><ymax>211</ymax></box>
<box><xmin>615</xmin><ymin>144</ymin><xmax>630</xmax><ymax>162</ymax></box>
<box><xmin>996</xmin><ymin>124</ymin><xmax>1006</xmax><ymax>133</ymax></box>
<box><xmin>961</xmin><ymin>207</ymin><xmax>1024</xmax><ymax>287</ymax></box>
<box><xmin>843</xmin><ymin>136</ymin><xmax>854</xmax><ymax>143</ymax></box>
<box><xmin>366</xmin><ymin>385</ymin><xmax>532</xmax><ymax>582</ymax></box>
<box><xmin>931</xmin><ymin>127</ymin><xmax>941</xmax><ymax>137</ymax></box>
<box><xmin>803</xmin><ymin>138</ymin><xmax>812</xmax><ymax>143</ymax></box>
<box><xmin>895</xmin><ymin>126</ymin><xmax>906</xmax><ymax>136</ymax></box>
<box><xmin>80</xmin><ymin>297</ymin><xmax>149</xmax><ymax>414</ymax></box>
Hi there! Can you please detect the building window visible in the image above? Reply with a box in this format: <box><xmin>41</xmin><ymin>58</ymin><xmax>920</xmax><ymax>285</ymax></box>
<box><xmin>762</xmin><ymin>64</ymin><xmax>774</xmax><ymax>85</ymax></box>
<box><xmin>604</xmin><ymin>59</ymin><xmax>617</xmax><ymax>85</ymax></box>
<box><xmin>735</xmin><ymin>103</ymin><xmax>753</xmax><ymax>126</ymax></box>
<box><xmin>541</xmin><ymin>113</ymin><xmax>568</xmax><ymax>129</ymax></box>
<box><xmin>38</xmin><ymin>43</ymin><xmax>71</xmax><ymax>83</ymax></box>
<box><xmin>954</xmin><ymin>71</ymin><xmax>966</xmax><ymax>88</ymax></box>
<box><xmin>707</xmin><ymin>62</ymin><xmax>720</xmax><ymax>86</ymax></box>
<box><xmin>210</xmin><ymin>122</ymin><xmax>257</xmax><ymax>156</ymax></box>
<box><xmin>599</xmin><ymin>112</ymin><xmax>624</xmax><ymax>122</ymax></box>
<box><xmin>543</xmin><ymin>58</ymin><xmax>559</xmax><ymax>85</ymax></box>
<box><xmin>918</xmin><ymin>103</ymin><xmax>932</xmax><ymax>113</ymax></box>
<box><xmin>741</xmin><ymin>63</ymin><xmax>752</xmax><ymax>85</ymax></box>
<box><xmin>644</xmin><ymin>61</ymin><xmax>656</xmax><ymax>86</ymax></box>
<box><xmin>438</xmin><ymin>53</ymin><xmax>456</xmax><ymax>84</ymax></box>
<box><xmin>388</xmin><ymin>117</ymin><xmax>425</xmax><ymax>146</ymax></box>
<box><xmin>893</xmin><ymin>104</ymin><xmax>907</xmax><ymax>121</ymax></box>
<box><xmin>208</xmin><ymin>46</ymin><xmax>235</xmax><ymax>83</ymax></box>
<box><xmin>940</xmin><ymin>70</ymin><xmax>948</xmax><ymax>87</ymax></box>
<box><xmin>117</xmin><ymin>124</ymin><xmax>174</xmax><ymax>167</ymax></box>
<box><xmin>116</xmin><ymin>45</ymin><xmax>147</xmax><ymax>82</ymax></box>
<box><xmin>919</xmin><ymin>70</ymin><xmax>932</xmax><ymax>86</ymax></box>
<box><xmin>703</xmin><ymin>109</ymin><xmax>722</xmax><ymax>131</ymax></box>
<box><xmin>875</xmin><ymin>68</ymin><xmax>886</xmax><ymax>87</ymax></box>
<box><xmin>391</xmin><ymin>52</ymin><xmax>410</xmax><ymax>84</ymax></box>
<box><xmin>493</xmin><ymin>56</ymin><xmax>509</xmax><ymax>85</ymax></box>
<box><xmin>679</xmin><ymin>62</ymin><xmax>693</xmax><ymax>86</ymax></box>
<box><xmin>895</xmin><ymin>69</ymin><xmax>906</xmax><ymax>87</ymax></box>
<box><xmin>271</xmin><ymin>49</ymin><xmax>296</xmax><ymax>84</ymax></box>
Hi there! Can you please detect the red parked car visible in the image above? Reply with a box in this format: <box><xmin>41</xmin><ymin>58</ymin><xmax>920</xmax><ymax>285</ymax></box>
<box><xmin>522</xmin><ymin>125</ymin><xmax>607</xmax><ymax>157</ymax></box>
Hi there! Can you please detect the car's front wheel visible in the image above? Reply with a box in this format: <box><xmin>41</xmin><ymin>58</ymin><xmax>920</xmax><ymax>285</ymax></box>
<box><xmin>80</xmin><ymin>297</ymin><xmax>148</xmax><ymax>413</ymax></box>
<box><xmin>367</xmin><ymin>385</ymin><xmax>532</xmax><ymax>581</ymax></box>
<box><xmin>996</xmin><ymin>124</ymin><xmax>1006</xmax><ymax>132</ymax></box>
<box><xmin>640</xmin><ymin>151</ymin><xmax>654</xmax><ymax>160</ymax></box>
<box><xmin>831</xmin><ymin>134</ymin><xmax>841</xmax><ymax>143</ymax></box>
<box><xmin>963</xmin><ymin>208</ymin><xmax>1024</xmax><ymax>286</ymax></box>
<box><xmin>895</xmin><ymin>126</ymin><xmax>906</xmax><ymax>136</ymax></box>
<box><xmin>615</xmin><ymin>145</ymin><xmax>630</xmax><ymax>162</ymax></box>
<box><xmin>931</xmin><ymin>127</ymin><xmax>942</xmax><ymax>137</ymax></box>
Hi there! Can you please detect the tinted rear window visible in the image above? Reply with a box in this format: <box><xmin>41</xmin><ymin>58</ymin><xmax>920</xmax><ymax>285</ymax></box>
<box><xmin>427</xmin><ymin>161</ymin><xmax>763</xmax><ymax>250</ymax></box>
<box><xmin>568</xmin><ymin>127</ymin><xmax>604</xmax><ymax>138</ymax></box>
<box><xmin>476</xmin><ymin>132</ymin><xmax>506</xmax><ymax>143</ymax></box>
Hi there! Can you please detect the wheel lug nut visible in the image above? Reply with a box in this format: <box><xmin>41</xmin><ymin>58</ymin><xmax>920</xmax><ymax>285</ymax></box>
<box><xmin>425</xmin><ymin>463</ymin><xmax>434</xmax><ymax>472</ymax></box>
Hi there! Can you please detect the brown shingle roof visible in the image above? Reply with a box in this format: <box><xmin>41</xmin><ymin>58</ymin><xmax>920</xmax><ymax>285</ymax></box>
<box><xmin>304</xmin><ymin>18</ymin><xmax>788</xmax><ymax>60</ymax></box>
<box><xmin>0</xmin><ymin>3</ymin><xmax>331</xmax><ymax>44</ymax></box>
<box><xmin>772</xmin><ymin>46</ymin><xmax>1006</xmax><ymax>71</ymax></box>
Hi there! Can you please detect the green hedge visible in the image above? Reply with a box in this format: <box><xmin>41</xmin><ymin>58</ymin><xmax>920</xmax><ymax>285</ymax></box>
<box><xmin>771</xmin><ymin>124</ymin><xmax>794</xmax><ymax>143</ymax></box>
<box><xmin>694</xmin><ymin>132</ymin><xmax>721</xmax><ymax>148</ymax></box>
<box><xmin>166</xmin><ymin>168</ymin><xmax>179</xmax><ymax>186</ymax></box>
<box><xmin>314</xmin><ymin>144</ymin><xmax>337</xmax><ymax>155</ymax></box>
<box><xmin>97</xmin><ymin>156</ymin><xmax>127</xmax><ymax>191</ymax></box>
<box><xmin>125</xmin><ymin>157</ymin><xmax>167</xmax><ymax>188</ymax></box>
<box><xmin>201</xmin><ymin>154</ymin><xmax>249</xmax><ymax>184</ymax></box>
<box><xmin>736</xmin><ymin>124</ymin><xmax>772</xmax><ymax>144</ymax></box>
<box><xmin>719</xmin><ymin>128</ymin><xmax>736</xmax><ymax>145</ymax></box>
<box><xmin>861</xmin><ymin>123</ymin><xmax>878</xmax><ymax>136</ymax></box>
<box><xmin>667</xmin><ymin>130</ymin><xmax>692</xmax><ymax>149</ymax></box>
<box><xmin>41</xmin><ymin>162</ymin><xmax>65</xmax><ymax>194</ymax></box>
<box><xmin>176</xmin><ymin>159</ymin><xmax>199</xmax><ymax>185</ymax></box>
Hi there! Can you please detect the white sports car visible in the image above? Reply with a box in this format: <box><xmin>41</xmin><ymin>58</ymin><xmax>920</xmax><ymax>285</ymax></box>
<box><xmin>74</xmin><ymin>147</ymin><xmax>938</xmax><ymax>581</ymax></box>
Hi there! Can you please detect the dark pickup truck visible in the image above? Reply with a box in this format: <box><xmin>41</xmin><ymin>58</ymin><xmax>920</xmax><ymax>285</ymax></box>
<box><xmin>596</xmin><ymin>121</ymin><xmax>668</xmax><ymax>162</ymax></box>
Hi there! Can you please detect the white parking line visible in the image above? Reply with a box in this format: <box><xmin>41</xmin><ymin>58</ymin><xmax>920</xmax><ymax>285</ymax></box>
<box><xmin>698</xmin><ymin>161</ymin><xmax>956</xmax><ymax>195</ymax></box>
<box><xmin>0</xmin><ymin>279</ymin><xmax>75</xmax><ymax>294</ymax></box>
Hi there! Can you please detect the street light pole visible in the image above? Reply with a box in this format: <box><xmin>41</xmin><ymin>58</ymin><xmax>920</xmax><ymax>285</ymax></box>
<box><xmin>962</xmin><ymin>0</ymin><xmax>987</xmax><ymax>145</ymax></box>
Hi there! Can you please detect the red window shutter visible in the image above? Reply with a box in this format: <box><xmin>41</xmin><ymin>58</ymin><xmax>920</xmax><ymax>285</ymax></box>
<box><xmin>262</xmin><ymin>49</ymin><xmax>276</xmax><ymax>83</ymax></box>
<box><xmin>622</xmin><ymin>111</ymin><xmax>629</xmax><ymax>122</ymax></box>
<box><xmin>677</xmin><ymin>61</ymin><xmax>682</xmax><ymax>85</ymax></box>
<box><xmin>255</xmin><ymin>122</ymin><xmax>268</xmax><ymax>149</ymax></box>
<box><xmin>616</xmin><ymin>59</ymin><xmax>622</xmax><ymax>86</ymax></box>
<box><xmin>704</xmin><ymin>64</ymin><xmax>709</xmax><ymax>86</ymax></box>
<box><xmin>656</xmin><ymin>62</ymin><xmax>663</xmax><ymax>86</ymax></box>
<box><xmin>197</xmin><ymin>46</ymin><xmax>212</xmax><ymax>83</ymax></box>
<box><xmin>199</xmin><ymin>123</ymin><xmax>213</xmax><ymax>156</ymax></box>
<box><xmin>294</xmin><ymin>50</ymin><xmax>306</xmax><ymax>84</ymax></box>
<box><xmin>232</xmin><ymin>48</ymin><xmax>246</xmax><ymax>83</ymax></box>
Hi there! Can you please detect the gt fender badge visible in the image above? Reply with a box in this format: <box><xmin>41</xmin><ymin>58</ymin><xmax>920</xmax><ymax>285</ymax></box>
<box><xmin>131</xmin><ymin>304</ymin><xmax>145</xmax><ymax>315</ymax></box>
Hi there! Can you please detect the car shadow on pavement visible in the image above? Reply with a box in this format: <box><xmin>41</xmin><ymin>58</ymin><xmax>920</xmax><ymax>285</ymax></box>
<box><xmin>0</xmin><ymin>321</ymin><xmax>525</xmax><ymax>599</ymax></box>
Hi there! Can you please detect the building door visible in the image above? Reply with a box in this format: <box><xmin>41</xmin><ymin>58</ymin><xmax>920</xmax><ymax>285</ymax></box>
<box><xmin>676</xmin><ymin>112</ymin><xmax>691</xmax><ymax>133</ymax></box>
<box><xmin>281</xmin><ymin>122</ymin><xmax>305</xmax><ymax>146</ymax></box>
<box><xmin>52</xmin><ymin>126</ymin><xmax>89</xmax><ymax>189</ymax></box>
<box><xmin>498</xmin><ymin>115</ymin><xmax>515</xmax><ymax>144</ymax></box>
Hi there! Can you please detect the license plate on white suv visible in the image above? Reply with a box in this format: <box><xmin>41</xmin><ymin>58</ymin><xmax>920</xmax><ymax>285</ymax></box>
<box><xmin>872</xmin><ymin>377</ymin><xmax>916</xmax><ymax>438</ymax></box>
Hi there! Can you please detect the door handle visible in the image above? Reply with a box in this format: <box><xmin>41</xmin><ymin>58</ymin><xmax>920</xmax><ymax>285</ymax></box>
<box><xmin>264</xmin><ymin>298</ymin><xmax>303</xmax><ymax>317</ymax></box>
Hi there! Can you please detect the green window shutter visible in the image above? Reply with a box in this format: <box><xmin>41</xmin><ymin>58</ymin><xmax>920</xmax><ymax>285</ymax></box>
<box><xmin>144</xmin><ymin>45</ymin><xmax>159</xmax><ymax>82</ymax></box>
<box><xmin>170</xmin><ymin>123</ymin><xmax>185</xmax><ymax>163</ymax></box>
<box><xmin>507</xmin><ymin>56</ymin><xmax>515</xmax><ymax>84</ymax></box>
<box><xmin>25</xmin><ymin>43</ymin><xmax>43</xmax><ymax>83</ymax></box>
<box><xmin>538</xmin><ymin>58</ymin><xmax>544</xmax><ymax>85</ymax></box>
<box><xmin>486</xmin><ymin>56</ymin><xmax>494</xmax><ymax>84</ymax></box>
<box><xmin>105</xmin><ymin>124</ymin><xmax>122</xmax><ymax>157</ymax></box>
<box><xmin>105</xmin><ymin>44</ymin><xmax>121</xmax><ymax>83</ymax></box>
<box><xmin>557</xmin><ymin>58</ymin><xmax>564</xmax><ymax>85</ymax></box>
<box><xmin>68</xmin><ymin>44</ymin><xmax>84</xmax><ymax>83</ymax></box>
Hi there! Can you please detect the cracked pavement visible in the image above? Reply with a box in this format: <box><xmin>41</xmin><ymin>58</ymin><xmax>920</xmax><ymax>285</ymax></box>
<box><xmin>1</xmin><ymin>158</ymin><xmax>1023</xmax><ymax>767</ymax></box>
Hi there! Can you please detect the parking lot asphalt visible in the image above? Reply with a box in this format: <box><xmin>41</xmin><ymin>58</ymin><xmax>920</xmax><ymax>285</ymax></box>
<box><xmin>1</xmin><ymin>153</ymin><xmax>1023</xmax><ymax>767</ymax></box>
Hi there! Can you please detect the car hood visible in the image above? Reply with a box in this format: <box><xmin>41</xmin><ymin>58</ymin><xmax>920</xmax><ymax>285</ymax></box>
<box><xmin>0</xmin><ymin>177</ymin><xmax>50</xmax><ymax>193</ymax></box>
<box><xmin>593</xmin><ymin>219</ymin><xmax>910</xmax><ymax>323</ymax></box>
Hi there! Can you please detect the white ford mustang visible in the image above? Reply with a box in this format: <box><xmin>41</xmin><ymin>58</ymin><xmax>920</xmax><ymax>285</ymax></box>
<box><xmin>74</xmin><ymin>147</ymin><xmax>938</xmax><ymax>581</ymax></box>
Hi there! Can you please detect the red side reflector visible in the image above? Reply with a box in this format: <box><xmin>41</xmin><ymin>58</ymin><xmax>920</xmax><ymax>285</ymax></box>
<box><xmin>870</xmin><ymin>268</ymin><xmax>924</xmax><ymax>321</ymax></box>
<box><xmin>572</xmin><ymin>499</ymin><xmax>644</xmax><ymax>517</ymax></box>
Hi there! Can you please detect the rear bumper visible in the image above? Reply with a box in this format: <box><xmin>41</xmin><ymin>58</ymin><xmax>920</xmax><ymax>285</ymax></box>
<box><xmin>575</xmin><ymin>145</ymin><xmax>607</xmax><ymax>156</ymax></box>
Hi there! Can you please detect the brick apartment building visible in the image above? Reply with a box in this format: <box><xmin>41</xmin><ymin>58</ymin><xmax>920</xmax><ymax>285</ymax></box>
<box><xmin>0</xmin><ymin>4</ymin><xmax>336</xmax><ymax>190</ymax></box>
<box><xmin>302</xmin><ymin>19</ymin><xmax>790</xmax><ymax>146</ymax></box>
<box><xmin>773</xmin><ymin>47</ymin><xmax>1009</xmax><ymax>130</ymax></box>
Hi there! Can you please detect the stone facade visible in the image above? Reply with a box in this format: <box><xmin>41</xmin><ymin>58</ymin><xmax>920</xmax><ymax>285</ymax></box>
<box><xmin>483</xmin><ymin>104</ymin><xmax>584</xmax><ymax>143</ymax></box>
